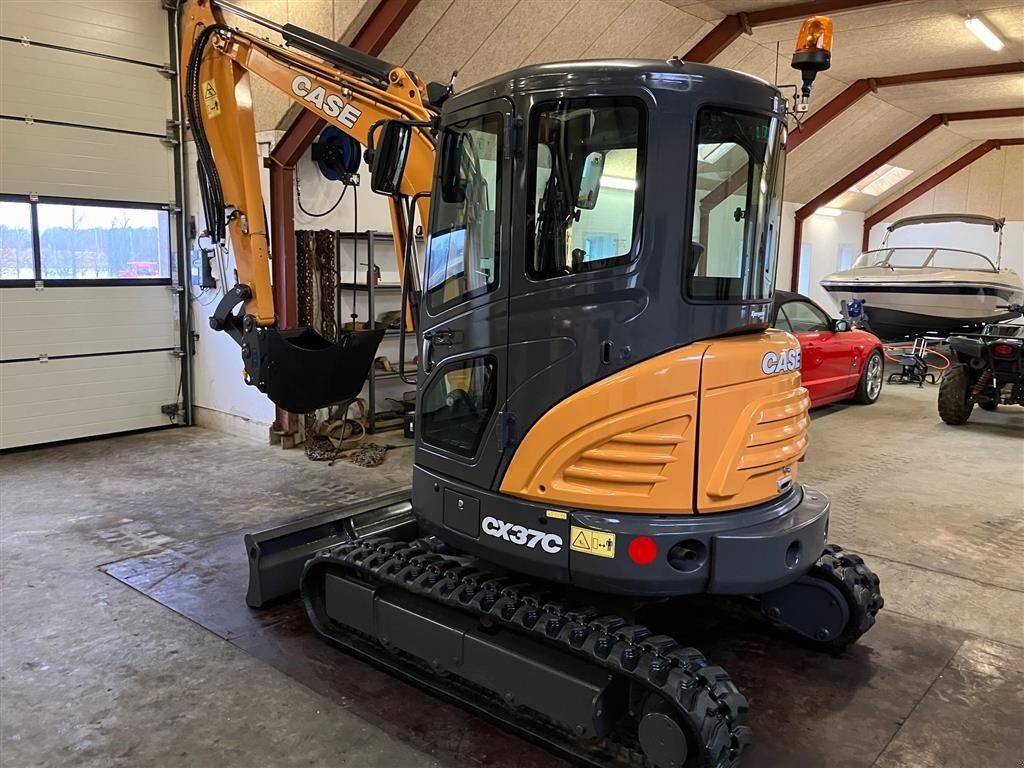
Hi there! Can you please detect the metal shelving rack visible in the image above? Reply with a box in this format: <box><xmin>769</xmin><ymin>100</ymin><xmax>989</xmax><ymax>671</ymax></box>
<box><xmin>335</xmin><ymin>229</ymin><xmax>417</xmax><ymax>433</ymax></box>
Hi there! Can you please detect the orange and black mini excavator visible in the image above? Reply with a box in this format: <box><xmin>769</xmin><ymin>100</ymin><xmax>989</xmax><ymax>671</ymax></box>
<box><xmin>180</xmin><ymin>2</ymin><xmax>883</xmax><ymax>765</ymax></box>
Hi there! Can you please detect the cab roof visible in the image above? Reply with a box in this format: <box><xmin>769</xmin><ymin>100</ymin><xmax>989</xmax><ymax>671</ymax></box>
<box><xmin>447</xmin><ymin>58</ymin><xmax>780</xmax><ymax>110</ymax></box>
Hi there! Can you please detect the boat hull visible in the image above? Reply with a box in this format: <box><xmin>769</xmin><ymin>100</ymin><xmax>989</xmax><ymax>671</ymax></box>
<box><xmin>821</xmin><ymin>281</ymin><xmax>1024</xmax><ymax>340</ymax></box>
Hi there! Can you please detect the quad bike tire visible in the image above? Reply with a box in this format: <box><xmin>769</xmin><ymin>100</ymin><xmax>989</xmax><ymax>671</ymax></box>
<box><xmin>978</xmin><ymin>400</ymin><xmax>999</xmax><ymax>411</ymax></box>
<box><xmin>938</xmin><ymin>364</ymin><xmax>974</xmax><ymax>424</ymax></box>
<box><xmin>852</xmin><ymin>350</ymin><xmax>884</xmax><ymax>405</ymax></box>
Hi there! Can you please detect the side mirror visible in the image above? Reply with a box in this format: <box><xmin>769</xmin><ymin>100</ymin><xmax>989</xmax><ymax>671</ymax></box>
<box><xmin>369</xmin><ymin>120</ymin><xmax>411</xmax><ymax>195</ymax></box>
<box><xmin>439</xmin><ymin>131</ymin><xmax>466</xmax><ymax>203</ymax></box>
<box><xmin>833</xmin><ymin>318</ymin><xmax>850</xmax><ymax>332</ymax></box>
<box><xmin>575</xmin><ymin>151</ymin><xmax>605</xmax><ymax>210</ymax></box>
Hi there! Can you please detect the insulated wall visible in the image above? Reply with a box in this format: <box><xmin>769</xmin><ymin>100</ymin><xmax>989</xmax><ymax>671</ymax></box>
<box><xmin>0</xmin><ymin>1</ymin><xmax>187</xmax><ymax>449</ymax></box>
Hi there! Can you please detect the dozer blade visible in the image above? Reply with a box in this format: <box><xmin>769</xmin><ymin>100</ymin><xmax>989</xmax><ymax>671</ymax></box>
<box><xmin>301</xmin><ymin>537</ymin><xmax>752</xmax><ymax>768</ymax></box>
<box><xmin>244</xmin><ymin>489</ymin><xmax>415</xmax><ymax>608</ymax></box>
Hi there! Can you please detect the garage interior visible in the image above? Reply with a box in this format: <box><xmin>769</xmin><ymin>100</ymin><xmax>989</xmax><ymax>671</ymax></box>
<box><xmin>1</xmin><ymin>1</ymin><xmax>1022</xmax><ymax>767</ymax></box>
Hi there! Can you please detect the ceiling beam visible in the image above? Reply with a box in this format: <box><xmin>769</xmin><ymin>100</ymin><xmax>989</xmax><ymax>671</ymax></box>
<box><xmin>788</xmin><ymin>106</ymin><xmax>1024</xmax><ymax>290</ymax></box>
<box><xmin>872</xmin><ymin>61</ymin><xmax>1024</xmax><ymax>88</ymax></box>
<box><xmin>683</xmin><ymin>0</ymin><xmax>893</xmax><ymax>63</ymax></box>
<box><xmin>795</xmin><ymin>115</ymin><xmax>941</xmax><ymax>223</ymax></box>
<box><xmin>788</xmin><ymin>62</ymin><xmax>1024</xmax><ymax>150</ymax></box>
<box><xmin>795</xmin><ymin>107</ymin><xmax>1024</xmax><ymax>221</ymax></box>
<box><xmin>788</xmin><ymin>79</ymin><xmax>872</xmax><ymax>150</ymax></box>
<box><xmin>746</xmin><ymin>0</ymin><xmax>897</xmax><ymax>24</ymax></box>
<box><xmin>861</xmin><ymin>138</ymin><xmax>1024</xmax><ymax>249</ymax></box>
<box><xmin>684</xmin><ymin>14</ymin><xmax>745</xmax><ymax>63</ymax></box>
<box><xmin>267</xmin><ymin>0</ymin><xmax>422</xmax><ymax>434</ymax></box>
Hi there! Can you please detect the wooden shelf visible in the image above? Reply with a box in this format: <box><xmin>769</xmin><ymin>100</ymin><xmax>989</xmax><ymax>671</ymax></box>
<box><xmin>337</xmin><ymin>282</ymin><xmax>402</xmax><ymax>291</ymax></box>
<box><xmin>374</xmin><ymin>367</ymin><xmax>418</xmax><ymax>381</ymax></box>
<box><xmin>337</xmin><ymin>230</ymin><xmax>424</xmax><ymax>242</ymax></box>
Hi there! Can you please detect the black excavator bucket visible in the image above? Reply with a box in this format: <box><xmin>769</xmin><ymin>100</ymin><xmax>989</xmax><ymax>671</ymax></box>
<box><xmin>241</xmin><ymin>325</ymin><xmax>386</xmax><ymax>413</ymax></box>
<box><xmin>209</xmin><ymin>285</ymin><xmax>388</xmax><ymax>414</ymax></box>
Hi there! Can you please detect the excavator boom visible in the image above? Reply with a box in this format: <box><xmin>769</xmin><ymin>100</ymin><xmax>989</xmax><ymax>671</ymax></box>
<box><xmin>179</xmin><ymin>0</ymin><xmax>436</xmax><ymax>410</ymax></box>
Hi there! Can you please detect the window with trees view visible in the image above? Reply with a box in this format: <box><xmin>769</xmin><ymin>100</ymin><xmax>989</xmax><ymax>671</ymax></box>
<box><xmin>0</xmin><ymin>198</ymin><xmax>171</xmax><ymax>283</ymax></box>
<box><xmin>0</xmin><ymin>202</ymin><xmax>34</xmax><ymax>280</ymax></box>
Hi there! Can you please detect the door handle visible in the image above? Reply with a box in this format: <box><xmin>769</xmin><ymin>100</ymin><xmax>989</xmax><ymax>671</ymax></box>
<box><xmin>430</xmin><ymin>328</ymin><xmax>463</xmax><ymax>347</ymax></box>
<box><xmin>422</xmin><ymin>331</ymin><xmax>434</xmax><ymax>374</ymax></box>
<box><xmin>421</xmin><ymin>327</ymin><xmax>463</xmax><ymax>374</ymax></box>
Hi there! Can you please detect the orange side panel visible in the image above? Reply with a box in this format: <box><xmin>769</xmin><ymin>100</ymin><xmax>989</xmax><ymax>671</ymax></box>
<box><xmin>696</xmin><ymin>329</ymin><xmax>810</xmax><ymax>512</ymax></box>
<box><xmin>500</xmin><ymin>345</ymin><xmax>708</xmax><ymax>514</ymax></box>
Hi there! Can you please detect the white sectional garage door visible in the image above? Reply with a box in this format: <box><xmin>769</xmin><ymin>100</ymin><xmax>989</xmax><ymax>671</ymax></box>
<box><xmin>0</xmin><ymin>1</ymin><xmax>187</xmax><ymax>449</ymax></box>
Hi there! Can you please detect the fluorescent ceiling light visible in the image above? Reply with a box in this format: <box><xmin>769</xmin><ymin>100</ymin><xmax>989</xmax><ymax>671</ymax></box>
<box><xmin>815</xmin><ymin>207</ymin><xmax>843</xmax><ymax>217</ymax></box>
<box><xmin>965</xmin><ymin>15</ymin><xmax>1004</xmax><ymax>51</ymax></box>
<box><xmin>698</xmin><ymin>143</ymin><xmax>732</xmax><ymax>163</ymax></box>
<box><xmin>600</xmin><ymin>175</ymin><xmax>637</xmax><ymax>191</ymax></box>
<box><xmin>849</xmin><ymin>164</ymin><xmax>913</xmax><ymax>196</ymax></box>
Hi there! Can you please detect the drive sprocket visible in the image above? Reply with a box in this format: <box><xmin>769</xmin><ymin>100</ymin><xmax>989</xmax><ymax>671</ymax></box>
<box><xmin>761</xmin><ymin>544</ymin><xmax>883</xmax><ymax>653</ymax></box>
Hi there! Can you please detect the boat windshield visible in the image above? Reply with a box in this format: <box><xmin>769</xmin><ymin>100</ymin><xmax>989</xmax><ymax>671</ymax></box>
<box><xmin>852</xmin><ymin>247</ymin><xmax>998</xmax><ymax>272</ymax></box>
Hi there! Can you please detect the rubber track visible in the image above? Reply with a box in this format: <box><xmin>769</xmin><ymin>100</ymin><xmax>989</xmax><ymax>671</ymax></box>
<box><xmin>305</xmin><ymin>538</ymin><xmax>753</xmax><ymax>768</ymax></box>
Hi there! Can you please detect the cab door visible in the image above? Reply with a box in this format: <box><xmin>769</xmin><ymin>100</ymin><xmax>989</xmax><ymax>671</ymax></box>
<box><xmin>414</xmin><ymin>99</ymin><xmax>513</xmax><ymax>491</ymax></box>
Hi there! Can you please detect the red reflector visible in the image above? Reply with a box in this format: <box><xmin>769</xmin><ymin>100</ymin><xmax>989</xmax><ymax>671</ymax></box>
<box><xmin>628</xmin><ymin>536</ymin><xmax>658</xmax><ymax>565</ymax></box>
<box><xmin>993</xmin><ymin>343</ymin><xmax>1015</xmax><ymax>356</ymax></box>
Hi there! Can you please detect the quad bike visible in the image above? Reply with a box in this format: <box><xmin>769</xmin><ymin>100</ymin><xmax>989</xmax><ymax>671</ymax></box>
<box><xmin>939</xmin><ymin>304</ymin><xmax>1024</xmax><ymax>424</ymax></box>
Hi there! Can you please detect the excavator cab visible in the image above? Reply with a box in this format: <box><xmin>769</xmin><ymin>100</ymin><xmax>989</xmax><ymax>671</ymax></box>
<box><xmin>301</xmin><ymin>63</ymin><xmax>880</xmax><ymax>768</ymax></box>
<box><xmin>391</xmin><ymin>62</ymin><xmax>815</xmax><ymax>591</ymax></box>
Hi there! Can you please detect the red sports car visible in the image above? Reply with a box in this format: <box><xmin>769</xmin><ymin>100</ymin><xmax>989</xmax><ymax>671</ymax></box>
<box><xmin>773</xmin><ymin>291</ymin><xmax>885</xmax><ymax>408</ymax></box>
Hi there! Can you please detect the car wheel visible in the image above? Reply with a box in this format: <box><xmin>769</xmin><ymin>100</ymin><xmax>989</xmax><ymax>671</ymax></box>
<box><xmin>938</xmin><ymin>365</ymin><xmax>974</xmax><ymax>424</ymax></box>
<box><xmin>853</xmin><ymin>350</ymin><xmax>884</xmax><ymax>404</ymax></box>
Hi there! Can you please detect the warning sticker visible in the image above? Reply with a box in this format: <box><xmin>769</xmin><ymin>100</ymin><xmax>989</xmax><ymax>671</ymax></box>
<box><xmin>570</xmin><ymin>526</ymin><xmax>616</xmax><ymax>559</ymax></box>
<box><xmin>202</xmin><ymin>79</ymin><xmax>221</xmax><ymax>118</ymax></box>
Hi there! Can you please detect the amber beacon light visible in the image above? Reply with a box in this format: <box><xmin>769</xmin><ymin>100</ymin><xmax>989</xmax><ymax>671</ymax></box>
<box><xmin>791</xmin><ymin>16</ymin><xmax>833</xmax><ymax>101</ymax></box>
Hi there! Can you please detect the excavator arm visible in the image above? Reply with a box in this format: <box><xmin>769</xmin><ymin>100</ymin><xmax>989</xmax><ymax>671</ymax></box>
<box><xmin>179</xmin><ymin>0</ymin><xmax>437</xmax><ymax>412</ymax></box>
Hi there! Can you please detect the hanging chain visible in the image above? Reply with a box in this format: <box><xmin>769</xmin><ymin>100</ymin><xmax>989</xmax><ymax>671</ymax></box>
<box><xmin>296</xmin><ymin>230</ymin><xmax>315</xmax><ymax>328</ymax></box>
<box><xmin>297</xmin><ymin>229</ymin><xmax>369</xmax><ymax>460</ymax></box>
<box><xmin>314</xmin><ymin>230</ymin><xmax>337</xmax><ymax>342</ymax></box>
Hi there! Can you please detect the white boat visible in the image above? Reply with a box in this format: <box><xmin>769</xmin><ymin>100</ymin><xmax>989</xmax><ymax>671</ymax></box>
<box><xmin>821</xmin><ymin>214</ymin><xmax>1024</xmax><ymax>340</ymax></box>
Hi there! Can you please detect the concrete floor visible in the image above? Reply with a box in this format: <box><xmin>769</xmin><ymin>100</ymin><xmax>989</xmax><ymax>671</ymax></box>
<box><xmin>1</xmin><ymin>384</ymin><xmax>1021</xmax><ymax>767</ymax></box>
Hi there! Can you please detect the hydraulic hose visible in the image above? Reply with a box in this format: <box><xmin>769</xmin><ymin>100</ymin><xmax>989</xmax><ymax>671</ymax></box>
<box><xmin>185</xmin><ymin>24</ymin><xmax>228</xmax><ymax>243</ymax></box>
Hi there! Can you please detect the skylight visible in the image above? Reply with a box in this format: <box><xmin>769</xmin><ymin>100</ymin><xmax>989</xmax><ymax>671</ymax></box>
<box><xmin>849</xmin><ymin>164</ymin><xmax>913</xmax><ymax>196</ymax></box>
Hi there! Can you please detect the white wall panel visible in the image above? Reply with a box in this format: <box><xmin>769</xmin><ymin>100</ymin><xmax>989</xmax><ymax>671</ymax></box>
<box><xmin>0</xmin><ymin>120</ymin><xmax>174</xmax><ymax>202</ymax></box>
<box><xmin>0</xmin><ymin>287</ymin><xmax>178</xmax><ymax>361</ymax></box>
<box><xmin>0</xmin><ymin>41</ymin><xmax>171</xmax><ymax>135</ymax></box>
<box><xmin>0</xmin><ymin>351</ymin><xmax>179</xmax><ymax>449</ymax></box>
<box><xmin>0</xmin><ymin>1</ymin><xmax>169</xmax><ymax>65</ymax></box>
<box><xmin>0</xmin><ymin>0</ymin><xmax>183</xmax><ymax>449</ymax></box>
<box><xmin>184</xmin><ymin>139</ymin><xmax>276</xmax><ymax>430</ymax></box>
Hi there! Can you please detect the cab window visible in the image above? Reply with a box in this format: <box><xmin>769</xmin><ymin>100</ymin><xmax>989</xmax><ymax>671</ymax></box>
<box><xmin>425</xmin><ymin>112</ymin><xmax>503</xmax><ymax>314</ymax></box>
<box><xmin>419</xmin><ymin>356</ymin><xmax>497</xmax><ymax>457</ymax></box>
<box><xmin>687</xmin><ymin>108</ymin><xmax>785</xmax><ymax>302</ymax></box>
<box><xmin>778</xmin><ymin>301</ymin><xmax>830</xmax><ymax>333</ymax></box>
<box><xmin>528</xmin><ymin>98</ymin><xmax>644</xmax><ymax>279</ymax></box>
